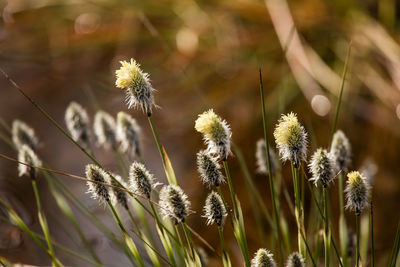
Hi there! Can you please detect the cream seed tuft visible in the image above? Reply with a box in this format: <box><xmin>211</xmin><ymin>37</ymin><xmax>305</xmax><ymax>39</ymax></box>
<box><xmin>345</xmin><ymin>171</ymin><xmax>371</xmax><ymax>215</ymax></box>
<box><xmin>129</xmin><ymin>162</ymin><xmax>154</xmax><ymax>199</ymax></box>
<box><xmin>308</xmin><ymin>148</ymin><xmax>337</xmax><ymax>187</ymax></box>
<box><xmin>93</xmin><ymin>110</ymin><xmax>117</xmax><ymax>151</ymax></box>
<box><xmin>85</xmin><ymin>164</ymin><xmax>111</xmax><ymax>204</ymax></box>
<box><xmin>251</xmin><ymin>248</ymin><xmax>277</xmax><ymax>267</ymax></box>
<box><xmin>273</xmin><ymin>113</ymin><xmax>308</xmax><ymax>168</ymax></box>
<box><xmin>255</xmin><ymin>139</ymin><xmax>278</xmax><ymax>175</ymax></box>
<box><xmin>18</xmin><ymin>144</ymin><xmax>42</xmax><ymax>179</ymax></box>
<box><xmin>195</xmin><ymin>109</ymin><xmax>231</xmax><ymax>160</ymax></box>
<box><xmin>116</xmin><ymin>111</ymin><xmax>141</xmax><ymax>157</ymax></box>
<box><xmin>285</xmin><ymin>252</ymin><xmax>305</xmax><ymax>267</ymax></box>
<box><xmin>196</xmin><ymin>150</ymin><xmax>225</xmax><ymax>187</ymax></box>
<box><xmin>330</xmin><ymin>130</ymin><xmax>351</xmax><ymax>172</ymax></box>
<box><xmin>12</xmin><ymin>120</ymin><xmax>39</xmax><ymax>150</ymax></box>
<box><xmin>159</xmin><ymin>184</ymin><xmax>190</xmax><ymax>224</ymax></box>
<box><xmin>65</xmin><ymin>101</ymin><xmax>90</xmax><ymax>147</ymax></box>
<box><xmin>110</xmin><ymin>173</ymin><xmax>129</xmax><ymax>210</ymax></box>
<box><xmin>115</xmin><ymin>59</ymin><xmax>155</xmax><ymax>115</ymax></box>
<box><xmin>203</xmin><ymin>191</ymin><xmax>227</xmax><ymax>226</ymax></box>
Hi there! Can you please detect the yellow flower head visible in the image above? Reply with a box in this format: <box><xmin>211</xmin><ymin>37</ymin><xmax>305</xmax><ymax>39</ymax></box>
<box><xmin>273</xmin><ymin>112</ymin><xmax>307</xmax><ymax>167</ymax></box>
<box><xmin>345</xmin><ymin>171</ymin><xmax>371</xmax><ymax>215</ymax></box>
<box><xmin>195</xmin><ymin>109</ymin><xmax>231</xmax><ymax>160</ymax></box>
<box><xmin>115</xmin><ymin>59</ymin><xmax>155</xmax><ymax>115</ymax></box>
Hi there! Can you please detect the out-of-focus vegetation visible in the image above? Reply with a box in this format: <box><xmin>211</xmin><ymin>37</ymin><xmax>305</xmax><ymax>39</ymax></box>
<box><xmin>0</xmin><ymin>0</ymin><xmax>399</xmax><ymax>266</ymax></box>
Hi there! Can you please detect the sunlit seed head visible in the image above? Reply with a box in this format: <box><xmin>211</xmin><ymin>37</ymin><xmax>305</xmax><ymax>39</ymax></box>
<box><xmin>110</xmin><ymin>173</ymin><xmax>128</xmax><ymax>209</ymax></box>
<box><xmin>85</xmin><ymin>164</ymin><xmax>111</xmax><ymax>204</ymax></box>
<box><xmin>330</xmin><ymin>130</ymin><xmax>351</xmax><ymax>172</ymax></box>
<box><xmin>286</xmin><ymin>252</ymin><xmax>305</xmax><ymax>267</ymax></box>
<box><xmin>203</xmin><ymin>191</ymin><xmax>227</xmax><ymax>226</ymax></box>
<box><xmin>18</xmin><ymin>144</ymin><xmax>42</xmax><ymax>179</ymax></box>
<box><xmin>273</xmin><ymin>112</ymin><xmax>308</xmax><ymax>168</ymax></box>
<box><xmin>116</xmin><ymin>111</ymin><xmax>141</xmax><ymax>157</ymax></box>
<box><xmin>115</xmin><ymin>59</ymin><xmax>155</xmax><ymax>115</ymax></box>
<box><xmin>65</xmin><ymin>101</ymin><xmax>90</xmax><ymax>147</ymax></box>
<box><xmin>196</xmin><ymin>150</ymin><xmax>225</xmax><ymax>187</ymax></box>
<box><xmin>12</xmin><ymin>120</ymin><xmax>39</xmax><ymax>151</ymax></box>
<box><xmin>345</xmin><ymin>171</ymin><xmax>371</xmax><ymax>215</ymax></box>
<box><xmin>308</xmin><ymin>148</ymin><xmax>336</xmax><ymax>187</ymax></box>
<box><xmin>129</xmin><ymin>162</ymin><xmax>154</xmax><ymax>199</ymax></box>
<box><xmin>195</xmin><ymin>109</ymin><xmax>231</xmax><ymax>160</ymax></box>
<box><xmin>251</xmin><ymin>249</ymin><xmax>276</xmax><ymax>267</ymax></box>
<box><xmin>93</xmin><ymin>110</ymin><xmax>117</xmax><ymax>151</ymax></box>
<box><xmin>159</xmin><ymin>184</ymin><xmax>190</xmax><ymax>224</ymax></box>
<box><xmin>255</xmin><ymin>139</ymin><xmax>278</xmax><ymax>175</ymax></box>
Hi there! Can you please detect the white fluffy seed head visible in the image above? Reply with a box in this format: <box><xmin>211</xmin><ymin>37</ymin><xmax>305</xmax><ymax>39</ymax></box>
<box><xmin>345</xmin><ymin>171</ymin><xmax>371</xmax><ymax>216</ymax></box>
<box><xmin>273</xmin><ymin>113</ymin><xmax>308</xmax><ymax>168</ymax></box>
<box><xmin>115</xmin><ymin>59</ymin><xmax>155</xmax><ymax>115</ymax></box>
<box><xmin>195</xmin><ymin>109</ymin><xmax>232</xmax><ymax>160</ymax></box>
<box><xmin>359</xmin><ymin>158</ymin><xmax>378</xmax><ymax>185</ymax></box>
<box><xmin>116</xmin><ymin>111</ymin><xmax>141</xmax><ymax>157</ymax></box>
<box><xmin>129</xmin><ymin>162</ymin><xmax>154</xmax><ymax>199</ymax></box>
<box><xmin>286</xmin><ymin>252</ymin><xmax>305</xmax><ymax>267</ymax></box>
<box><xmin>251</xmin><ymin>249</ymin><xmax>277</xmax><ymax>267</ymax></box>
<box><xmin>93</xmin><ymin>111</ymin><xmax>117</xmax><ymax>151</ymax></box>
<box><xmin>308</xmin><ymin>148</ymin><xmax>337</xmax><ymax>187</ymax></box>
<box><xmin>18</xmin><ymin>144</ymin><xmax>42</xmax><ymax>179</ymax></box>
<box><xmin>196</xmin><ymin>150</ymin><xmax>225</xmax><ymax>187</ymax></box>
<box><xmin>159</xmin><ymin>184</ymin><xmax>190</xmax><ymax>224</ymax></box>
<box><xmin>203</xmin><ymin>191</ymin><xmax>227</xmax><ymax>226</ymax></box>
<box><xmin>330</xmin><ymin>130</ymin><xmax>351</xmax><ymax>172</ymax></box>
<box><xmin>65</xmin><ymin>101</ymin><xmax>90</xmax><ymax>147</ymax></box>
<box><xmin>255</xmin><ymin>139</ymin><xmax>278</xmax><ymax>175</ymax></box>
<box><xmin>110</xmin><ymin>173</ymin><xmax>129</xmax><ymax>209</ymax></box>
<box><xmin>12</xmin><ymin>120</ymin><xmax>39</xmax><ymax>151</ymax></box>
<box><xmin>85</xmin><ymin>164</ymin><xmax>111</xmax><ymax>205</ymax></box>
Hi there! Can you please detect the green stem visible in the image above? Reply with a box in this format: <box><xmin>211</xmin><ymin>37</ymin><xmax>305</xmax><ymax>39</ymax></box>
<box><xmin>174</xmin><ymin>224</ymin><xmax>189</xmax><ymax>260</ymax></box>
<box><xmin>218</xmin><ymin>225</ymin><xmax>230</xmax><ymax>264</ymax></box>
<box><xmin>182</xmin><ymin>222</ymin><xmax>195</xmax><ymax>260</ymax></box>
<box><xmin>356</xmin><ymin>215</ymin><xmax>360</xmax><ymax>267</ymax></box>
<box><xmin>31</xmin><ymin>179</ymin><xmax>60</xmax><ymax>267</ymax></box>
<box><xmin>108</xmin><ymin>201</ymin><xmax>145</xmax><ymax>267</ymax></box>
<box><xmin>323</xmin><ymin>186</ymin><xmax>329</xmax><ymax>267</ymax></box>
<box><xmin>222</xmin><ymin>160</ymin><xmax>239</xmax><ymax>217</ymax></box>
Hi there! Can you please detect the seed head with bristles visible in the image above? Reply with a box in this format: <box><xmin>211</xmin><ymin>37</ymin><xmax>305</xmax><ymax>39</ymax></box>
<box><xmin>110</xmin><ymin>173</ymin><xmax>129</xmax><ymax>210</ymax></box>
<box><xmin>116</xmin><ymin>111</ymin><xmax>141</xmax><ymax>157</ymax></box>
<box><xmin>65</xmin><ymin>101</ymin><xmax>90</xmax><ymax>147</ymax></box>
<box><xmin>115</xmin><ymin>59</ymin><xmax>155</xmax><ymax>115</ymax></box>
<box><xmin>85</xmin><ymin>164</ymin><xmax>111</xmax><ymax>204</ymax></box>
<box><xmin>255</xmin><ymin>139</ymin><xmax>278</xmax><ymax>175</ymax></box>
<box><xmin>159</xmin><ymin>184</ymin><xmax>190</xmax><ymax>224</ymax></box>
<box><xmin>330</xmin><ymin>130</ymin><xmax>351</xmax><ymax>172</ymax></box>
<box><xmin>12</xmin><ymin>120</ymin><xmax>38</xmax><ymax>150</ymax></box>
<box><xmin>345</xmin><ymin>171</ymin><xmax>371</xmax><ymax>216</ymax></box>
<box><xmin>286</xmin><ymin>252</ymin><xmax>305</xmax><ymax>267</ymax></box>
<box><xmin>273</xmin><ymin>113</ymin><xmax>308</xmax><ymax>168</ymax></box>
<box><xmin>308</xmin><ymin>148</ymin><xmax>336</xmax><ymax>187</ymax></box>
<box><xmin>195</xmin><ymin>109</ymin><xmax>231</xmax><ymax>160</ymax></box>
<box><xmin>251</xmin><ymin>249</ymin><xmax>277</xmax><ymax>267</ymax></box>
<box><xmin>203</xmin><ymin>191</ymin><xmax>227</xmax><ymax>226</ymax></box>
<box><xmin>129</xmin><ymin>162</ymin><xmax>154</xmax><ymax>199</ymax></box>
<box><xmin>93</xmin><ymin>111</ymin><xmax>117</xmax><ymax>151</ymax></box>
<box><xmin>18</xmin><ymin>144</ymin><xmax>42</xmax><ymax>179</ymax></box>
<box><xmin>196</xmin><ymin>150</ymin><xmax>225</xmax><ymax>187</ymax></box>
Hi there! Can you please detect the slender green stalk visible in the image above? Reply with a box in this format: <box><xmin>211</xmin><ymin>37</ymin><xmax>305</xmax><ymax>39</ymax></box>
<box><xmin>174</xmin><ymin>224</ymin><xmax>189</xmax><ymax>260</ymax></box>
<box><xmin>218</xmin><ymin>225</ymin><xmax>231</xmax><ymax>266</ymax></box>
<box><xmin>182</xmin><ymin>222</ymin><xmax>195</xmax><ymax>260</ymax></box>
<box><xmin>108</xmin><ymin>201</ymin><xmax>145</xmax><ymax>267</ymax></box>
<box><xmin>147</xmin><ymin>115</ymin><xmax>165</xmax><ymax>166</ymax></box>
<box><xmin>31</xmin><ymin>179</ymin><xmax>62</xmax><ymax>267</ymax></box>
<box><xmin>370</xmin><ymin>201</ymin><xmax>374</xmax><ymax>267</ymax></box>
<box><xmin>389</xmin><ymin>222</ymin><xmax>400</xmax><ymax>266</ymax></box>
<box><xmin>259</xmin><ymin>69</ymin><xmax>284</xmax><ymax>264</ymax></box>
<box><xmin>330</xmin><ymin>41</ymin><xmax>352</xmax><ymax>142</ymax></box>
<box><xmin>356</xmin><ymin>215</ymin><xmax>360</xmax><ymax>267</ymax></box>
<box><xmin>291</xmin><ymin>163</ymin><xmax>306</xmax><ymax>258</ymax></box>
<box><xmin>222</xmin><ymin>160</ymin><xmax>239</xmax><ymax>217</ymax></box>
<box><xmin>323</xmin><ymin>187</ymin><xmax>330</xmax><ymax>267</ymax></box>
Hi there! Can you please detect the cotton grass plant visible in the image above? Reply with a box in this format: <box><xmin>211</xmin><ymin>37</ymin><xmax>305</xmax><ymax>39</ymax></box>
<box><xmin>0</xmin><ymin>50</ymin><xmax>398</xmax><ymax>267</ymax></box>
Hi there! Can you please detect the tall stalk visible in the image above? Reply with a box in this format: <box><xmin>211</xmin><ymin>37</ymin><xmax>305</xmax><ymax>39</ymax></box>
<box><xmin>259</xmin><ymin>69</ymin><xmax>284</xmax><ymax>265</ymax></box>
<box><xmin>370</xmin><ymin>201</ymin><xmax>374</xmax><ymax>267</ymax></box>
<box><xmin>323</xmin><ymin>186</ymin><xmax>330</xmax><ymax>267</ymax></box>
<box><xmin>291</xmin><ymin>163</ymin><xmax>306</xmax><ymax>257</ymax></box>
<box><xmin>356</xmin><ymin>215</ymin><xmax>360</xmax><ymax>267</ymax></box>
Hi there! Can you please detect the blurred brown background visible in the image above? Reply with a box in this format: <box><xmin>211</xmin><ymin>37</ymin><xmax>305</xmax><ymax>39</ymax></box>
<box><xmin>0</xmin><ymin>0</ymin><xmax>399</xmax><ymax>266</ymax></box>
